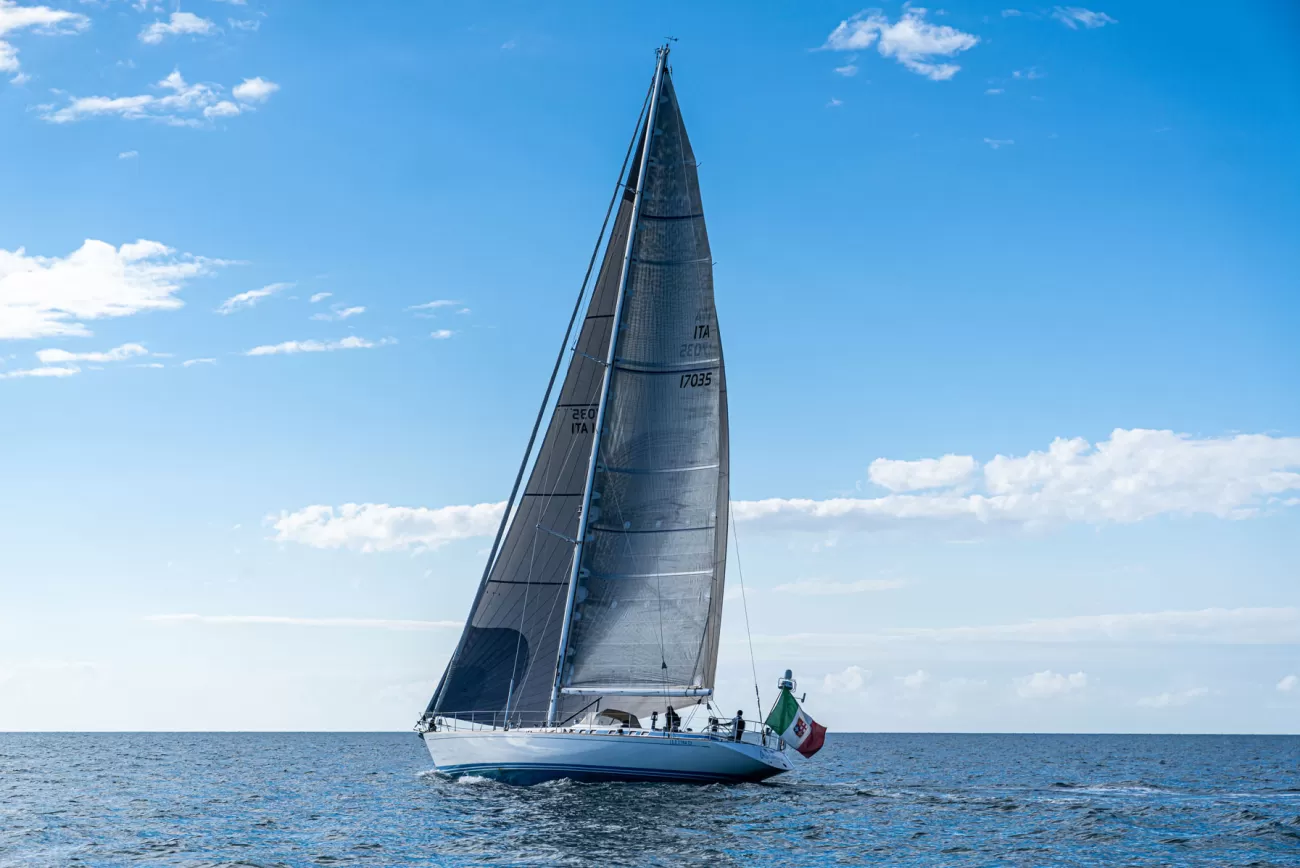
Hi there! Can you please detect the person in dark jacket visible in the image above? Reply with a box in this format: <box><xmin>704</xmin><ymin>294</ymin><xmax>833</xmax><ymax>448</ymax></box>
<box><xmin>665</xmin><ymin>705</ymin><xmax>681</xmax><ymax>732</ymax></box>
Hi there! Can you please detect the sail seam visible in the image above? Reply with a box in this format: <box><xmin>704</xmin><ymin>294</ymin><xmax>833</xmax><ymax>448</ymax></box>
<box><xmin>613</xmin><ymin>359</ymin><xmax>720</xmax><ymax>372</ymax></box>
<box><xmin>587</xmin><ymin>569</ymin><xmax>713</xmax><ymax>580</ymax></box>
<box><xmin>588</xmin><ymin>524</ymin><xmax>715</xmax><ymax>535</ymax></box>
<box><xmin>602</xmin><ymin>463</ymin><xmax>720</xmax><ymax>475</ymax></box>
<box><xmin>629</xmin><ymin>256</ymin><xmax>712</xmax><ymax>265</ymax></box>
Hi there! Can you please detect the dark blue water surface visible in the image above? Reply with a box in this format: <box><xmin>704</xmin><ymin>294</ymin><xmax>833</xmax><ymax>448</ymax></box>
<box><xmin>2</xmin><ymin>733</ymin><xmax>1298</xmax><ymax>866</ymax></box>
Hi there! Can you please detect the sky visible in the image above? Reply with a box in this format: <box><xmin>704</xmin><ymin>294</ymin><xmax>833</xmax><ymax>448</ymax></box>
<box><xmin>1</xmin><ymin>1</ymin><xmax>1298</xmax><ymax>734</ymax></box>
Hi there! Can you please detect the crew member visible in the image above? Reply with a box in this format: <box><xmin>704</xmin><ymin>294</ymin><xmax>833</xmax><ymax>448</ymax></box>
<box><xmin>732</xmin><ymin>710</ymin><xmax>746</xmax><ymax>741</ymax></box>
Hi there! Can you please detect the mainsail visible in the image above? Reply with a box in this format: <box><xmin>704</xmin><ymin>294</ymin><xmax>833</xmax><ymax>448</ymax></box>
<box><xmin>429</xmin><ymin>48</ymin><xmax>725</xmax><ymax>727</ymax></box>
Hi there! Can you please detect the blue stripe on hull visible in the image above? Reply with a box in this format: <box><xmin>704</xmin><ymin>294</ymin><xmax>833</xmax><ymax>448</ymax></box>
<box><xmin>437</xmin><ymin>761</ymin><xmax>785</xmax><ymax>786</ymax></box>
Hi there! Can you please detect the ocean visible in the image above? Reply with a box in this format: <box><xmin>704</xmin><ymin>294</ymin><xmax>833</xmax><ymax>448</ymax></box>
<box><xmin>2</xmin><ymin>733</ymin><xmax>1297</xmax><ymax>866</ymax></box>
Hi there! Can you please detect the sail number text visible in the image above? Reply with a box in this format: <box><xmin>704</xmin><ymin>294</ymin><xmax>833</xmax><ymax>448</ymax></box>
<box><xmin>678</xmin><ymin>324</ymin><xmax>712</xmax><ymax>359</ymax></box>
<box><xmin>679</xmin><ymin>371</ymin><xmax>713</xmax><ymax>389</ymax></box>
<box><xmin>570</xmin><ymin>406</ymin><xmax>596</xmax><ymax>434</ymax></box>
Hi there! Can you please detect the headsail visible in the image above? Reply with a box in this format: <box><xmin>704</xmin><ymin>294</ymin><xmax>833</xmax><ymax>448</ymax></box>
<box><xmin>555</xmin><ymin>60</ymin><xmax>728</xmax><ymax>722</ymax></box>
<box><xmin>428</xmin><ymin>171</ymin><xmax>639</xmax><ymax>728</ymax></box>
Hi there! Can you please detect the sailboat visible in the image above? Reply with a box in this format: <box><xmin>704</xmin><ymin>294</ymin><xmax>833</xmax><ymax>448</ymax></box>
<box><xmin>416</xmin><ymin>45</ymin><xmax>796</xmax><ymax>785</ymax></box>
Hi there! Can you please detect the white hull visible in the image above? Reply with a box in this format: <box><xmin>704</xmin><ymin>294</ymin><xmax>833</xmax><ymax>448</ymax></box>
<box><xmin>422</xmin><ymin>726</ymin><xmax>793</xmax><ymax>785</ymax></box>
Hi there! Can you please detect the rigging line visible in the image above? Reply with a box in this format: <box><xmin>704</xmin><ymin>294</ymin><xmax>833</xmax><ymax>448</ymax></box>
<box><xmin>508</xmin><ymin>314</ymin><xmax>606</xmax><ymax>721</ymax></box>
<box><xmin>504</xmin><ymin>530</ymin><xmax>541</xmax><ymax>721</ymax></box>
<box><xmin>512</xmin><ymin>555</ymin><xmax>569</xmax><ymax>726</ymax></box>
<box><xmin>730</xmin><ymin>504</ymin><xmax>764</xmax><ymax>726</ymax></box>
<box><xmin>506</xmin><ymin>397</ymin><xmax>587</xmax><ymax>715</ymax></box>
<box><xmin>584</xmin><ymin>370</ymin><xmax>671</xmax><ymax>695</ymax></box>
<box><xmin>430</xmin><ymin>72</ymin><xmax>654</xmax><ymax>714</ymax></box>
<box><xmin>598</xmin><ymin>399</ymin><xmax>668</xmax><ymax>679</ymax></box>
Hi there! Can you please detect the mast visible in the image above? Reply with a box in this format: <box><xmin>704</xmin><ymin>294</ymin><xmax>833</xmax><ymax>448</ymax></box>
<box><xmin>547</xmin><ymin>45</ymin><xmax>671</xmax><ymax>725</ymax></box>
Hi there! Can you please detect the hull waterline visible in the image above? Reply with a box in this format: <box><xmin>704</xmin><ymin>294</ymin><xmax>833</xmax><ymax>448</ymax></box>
<box><xmin>422</xmin><ymin>727</ymin><xmax>792</xmax><ymax>785</ymax></box>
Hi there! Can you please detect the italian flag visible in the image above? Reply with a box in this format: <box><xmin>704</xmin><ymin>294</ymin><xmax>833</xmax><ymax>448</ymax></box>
<box><xmin>764</xmin><ymin>687</ymin><xmax>826</xmax><ymax>758</ymax></box>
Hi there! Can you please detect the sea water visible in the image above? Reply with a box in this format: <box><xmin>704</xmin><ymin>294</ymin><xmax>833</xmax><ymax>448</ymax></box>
<box><xmin>2</xmin><ymin>732</ymin><xmax>1297</xmax><ymax>866</ymax></box>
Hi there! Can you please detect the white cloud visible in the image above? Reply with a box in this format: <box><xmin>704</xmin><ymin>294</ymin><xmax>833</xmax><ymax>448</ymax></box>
<box><xmin>0</xmin><ymin>238</ymin><xmax>223</xmax><ymax>340</ymax></box>
<box><xmin>408</xmin><ymin>299</ymin><xmax>460</xmax><ymax>311</ymax></box>
<box><xmin>869</xmin><ymin>454</ymin><xmax>976</xmax><ymax>492</ymax></box>
<box><xmin>722</xmin><ymin>585</ymin><xmax>753</xmax><ymax>603</ymax></box>
<box><xmin>133</xmin><ymin>362</ymin><xmax>163</xmax><ymax>369</ymax></box>
<box><xmin>985</xmin><ymin>88</ymin><xmax>1004</xmax><ymax>95</ymax></box>
<box><xmin>42</xmin><ymin>68</ymin><xmax>272</xmax><ymax>127</ymax></box>
<box><xmin>826</xmin><ymin>97</ymin><xmax>843</xmax><ymax>108</ymax></box>
<box><xmin>0</xmin><ymin>658</ymin><xmax>99</xmax><ymax>685</ymax></box>
<box><xmin>1137</xmin><ymin>687</ymin><xmax>1208</xmax><ymax>708</ymax></box>
<box><xmin>898</xmin><ymin>669</ymin><xmax>930</xmax><ymax>689</ymax></box>
<box><xmin>755</xmin><ymin>607</ymin><xmax>1300</xmax><ymax>649</ymax></box>
<box><xmin>311</xmin><ymin>305</ymin><xmax>365</xmax><ymax>321</ymax></box>
<box><xmin>36</xmin><ymin>342</ymin><xmax>146</xmax><ymax>364</ymax></box>
<box><xmin>204</xmin><ymin>100</ymin><xmax>240</xmax><ymax>119</ymax></box>
<box><xmin>118</xmin><ymin>150</ymin><xmax>138</xmax><ymax>159</ymax></box>
<box><xmin>0</xmin><ymin>1</ymin><xmax>88</xmax><ymax>82</ymax></box>
<box><xmin>228</xmin><ymin>18</ymin><xmax>260</xmax><ymax>32</ymax></box>
<box><xmin>1278</xmin><ymin>674</ymin><xmax>1298</xmax><ymax>693</ymax></box>
<box><xmin>139</xmin><ymin>11</ymin><xmax>214</xmax><ymax>45</ymax></box>
<box><xmin>232</xmin><ymin>76</ymin><xmax>278</xmax><ymax>103</ymax></box>
<box><xmin>0</xmin><ymin>363</ymin><xmax>78</xmax><ymax>380</ymax></box>
<box><xmin>773</xmin><ymin>578</ymin><xmax>905</xmax><ymax>595</ymax></box>
<box><xmin>1001</xmin><ymin>8</ymin><xmax>1022</xmax><ymax>16</ymax></box>
<box><xmin>732</xmin><ymin>429</ymin><xmax>1300</xmax><ymax>532</ymax></box>
<box><xmin>823</xmin><ymin>665</ymin><xmax>869</xmax><ymax>693</ymax></box>
<box><xmin>824</xmin><ymin>8</ymin><xmax>979</xmax><ymax>81</ymax></box>
<box><xmin>906</xmin><ymin>607</ymin><xmax>1300</xmax><ymax>645</ymax></box>
<box><xmin>1016</xmin><ymin>670</ymin><xmax>1087</xmax><ymax>698</ymax></box>
<box><xmin>834</xmin><ymin>63</ymin><xmax>857</xmax><ymax>77</ymax></box>
<box><xmin>984</xmin><ymin>137</ymin><xmax>1014</xmax><ymax>149</ymax></box>
<box><xmin>308</xmin><ymin>292</ymin><xmax>332</xmax><ymax>303</ymax></box>
<box><xmin>145</xmin><ymin>614</ymin><xmax>461</xmax><ymax>630</ymax></box>
<box><xmin>217</xmin><ymin>282</ymin><xmax>290</xmax><ymax>315</ymax></box>
<box><xmin>430</xmin><ymin>329</ymin><xmax>454</xmax><ymax>340</ymax></box>
<box><xmin>245</xmin><ymin>336</ymin><xmax>393</xmax><ymax>356</ymax></box>
<box><xmin>1052</xmin><ymin>7</ymin><xmax>1116</xmax><ymax>29</ymax></box>
<box><xmin>268</xmin><ymin>502</ymin><xmax>506</xmax><ymax>553</ymax></box>
<box><xmin>182</xmin><ymin>358</ymin><xmax>216</xmax><ymax>367</ymax></box>
<box><xmin>1013</xmin><ymin>67</ymin><xmax>1045</xmax><ymax>79</ymax></box>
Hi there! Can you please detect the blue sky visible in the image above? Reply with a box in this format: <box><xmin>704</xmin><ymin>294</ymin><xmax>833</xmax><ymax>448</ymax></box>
<box><xmin>1</xmin><ymin>1</ymin><xmax>1297</xmax><ymax>733</ymax></box>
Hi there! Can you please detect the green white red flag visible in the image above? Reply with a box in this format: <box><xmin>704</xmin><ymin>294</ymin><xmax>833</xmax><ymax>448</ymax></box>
<box><xmin>764</xmin><ymin>686</ymin><xmax>826</xmax><ymax>758</ymax></box>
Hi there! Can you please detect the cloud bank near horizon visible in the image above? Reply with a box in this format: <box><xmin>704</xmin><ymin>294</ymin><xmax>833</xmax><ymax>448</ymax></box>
<box><xmin>268</xmin><ymin>428</ymin><xmax>1300</xmax><ymax>552</ymax></box>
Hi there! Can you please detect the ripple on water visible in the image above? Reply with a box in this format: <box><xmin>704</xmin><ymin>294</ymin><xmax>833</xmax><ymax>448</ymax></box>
<box><xmin>0</xmin><ymin>732</ymin><xmax>1297</xmax><ymax>867</ymax></box>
